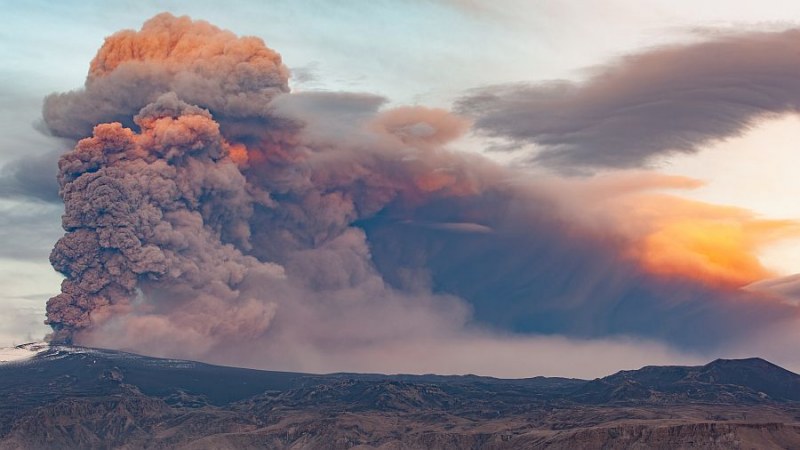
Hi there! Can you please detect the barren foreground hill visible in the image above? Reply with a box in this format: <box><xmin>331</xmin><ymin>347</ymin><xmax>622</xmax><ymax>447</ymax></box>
<box><xmin>2</xmin><ymin>345</ymin><xmax>800</xmax><ymax>449</ymax></box>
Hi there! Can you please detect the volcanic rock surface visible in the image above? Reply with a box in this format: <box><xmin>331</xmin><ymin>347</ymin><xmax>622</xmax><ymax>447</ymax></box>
<box><xmin>2</xmin><ymin>345</ymin><xmax>800</xmax><ymax>449</ymax></box>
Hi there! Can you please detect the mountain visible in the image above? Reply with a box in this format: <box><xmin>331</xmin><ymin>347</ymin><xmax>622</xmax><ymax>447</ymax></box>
<box><xmin>570</xmin><ymin>357</ymin><xmax>800</xmax><ymax>404</ymax></box>
<box><xmin>2</xmin><ymin>345</ymin><xmax>800</xmax><ymax>449</ymax></box>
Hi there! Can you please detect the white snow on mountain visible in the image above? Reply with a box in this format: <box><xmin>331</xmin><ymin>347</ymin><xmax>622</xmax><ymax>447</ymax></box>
<box><xmin>0</xmin><ymin>342</ymin><xmax>49</xmax><ymax>363</ymax></box>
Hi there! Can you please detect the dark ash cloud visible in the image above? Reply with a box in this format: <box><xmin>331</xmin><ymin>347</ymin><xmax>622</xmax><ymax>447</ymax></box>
<box><xmin>0</xmin><ymin>150</ymin><xmax>61</xmax><ymax>203</ymax></box>
<box><xmin>32</xmin><ymin>13</ymin><xmax>800</xmax><ymax>376</ymax></box>
<box><xmin>0</xmin><ymin>200</ymin><xmax>62</xmax><ymax>261</ymax></box>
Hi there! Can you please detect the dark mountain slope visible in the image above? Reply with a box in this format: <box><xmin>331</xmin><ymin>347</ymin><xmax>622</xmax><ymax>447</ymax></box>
<box><xmin>570</xmin><ymin>357</ymin><xmax>800</xmax><ymax>404</ymax></box>
<box><xmin>0</xmin><ymin>346</ymin><xmax>310</xmax><ymax>408</ymax></box>
<box><xmin>3</xmin><ymin>345</ymin><xmax>800</xmax><ymax>449</ymax></box>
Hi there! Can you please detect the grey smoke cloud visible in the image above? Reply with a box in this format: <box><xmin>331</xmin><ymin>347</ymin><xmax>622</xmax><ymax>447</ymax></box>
<box><xmin>43</xmin><ymin>12</ymin><xmax>289</xmax><ymax>142</ymax></box>
<box><xmin>457</xmin><ymin>28</ymin><xmax>800</xmax><ymax>170</ymax></box>
<box><xmin>47</xmin><ymin>93</ymin><xmax>277</xmax><ymax>338</ymax></box>
<box><xmin>37</xmin><ymin>13</ymin><xmax>800</xmax><ymax>376</ymax></box>
<box><xmin>0</xmin><ymin>150</ymin><xmax>61</xmax><ymax>203</ymax></box>
<box><xmin>0</xmin><ymin>200</ymin><xmax>61</xmax><ymax>261</ymax></box>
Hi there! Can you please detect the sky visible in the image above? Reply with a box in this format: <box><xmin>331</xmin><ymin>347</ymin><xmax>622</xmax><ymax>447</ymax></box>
<box><xmin>2</xmin><ymin>0</ymin><xmax>800</xmax><ymax>378</ymax></box>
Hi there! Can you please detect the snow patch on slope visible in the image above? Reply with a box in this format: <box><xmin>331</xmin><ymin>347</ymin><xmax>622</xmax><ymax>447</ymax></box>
<box><xmin>0</xmin><ymin>342</ymin><xmax>49</xmax><ymax>364</ymax></box>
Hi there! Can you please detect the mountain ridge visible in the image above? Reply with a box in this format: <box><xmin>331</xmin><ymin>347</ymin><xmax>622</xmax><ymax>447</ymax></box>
<box><xmin>3</xmin><ymin>346</ymin><xmax>800</xmax><ymax>449</ymax></box>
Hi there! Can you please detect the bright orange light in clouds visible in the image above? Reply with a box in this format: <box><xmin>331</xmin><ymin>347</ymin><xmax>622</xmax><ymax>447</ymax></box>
<box><xmin>549</xmin><ymin>173</ymin><xmax>800</xmax><ymax>288</ymax></box>
<box><xmin>227</xmin><ymin>142</ymin><xmax>249</xmax><ymax>166</ymax></box>
<box><xmin>87</xmin><ymin>13</ymin><xmax>287</xmax><ymax>82</ymax></box>
<box><xmin>636</xmin><ymin>210</ymin><xmax>798</xmax><ymax>287</ymax></box>
<box><xmin>660</xmin><ymin>115</ymin><xmax>800</xmax><ymax>277</ymax></box>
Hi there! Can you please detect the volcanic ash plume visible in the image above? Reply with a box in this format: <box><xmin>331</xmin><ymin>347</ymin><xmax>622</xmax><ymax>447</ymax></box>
<box><xmin>43</xmin><ymin>13</ymin><xmax>480</xmax><ymax>353</ymax></box>
<box><xmin>40</xmin><ymin>13</ymin><xmax>800</xmax><ymax>375</ymax></box>
<box><xmin>43</xmin><ymin>14</ymin><xmax>292</xmax><ymax>342</ymax></box>
<box><xmin>47</xmin><ymin>94</ymin><xmax>282</xmax><ymax>342</ymax></box>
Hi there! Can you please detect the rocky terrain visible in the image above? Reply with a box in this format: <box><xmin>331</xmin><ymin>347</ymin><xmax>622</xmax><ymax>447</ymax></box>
<box><xmin>2</xmin><ymin>345</ymin><xmax>800</xmax><ymax>449</ymax></box>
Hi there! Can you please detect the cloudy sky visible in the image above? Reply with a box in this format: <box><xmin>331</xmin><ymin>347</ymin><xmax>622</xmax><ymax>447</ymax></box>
<box><xmin>2</xmin><ymin>0</ymin><xmax>800</xmax><ymax>378</ymax></box>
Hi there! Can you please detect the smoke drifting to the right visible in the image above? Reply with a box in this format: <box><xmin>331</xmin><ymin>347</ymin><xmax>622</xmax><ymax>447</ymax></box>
<box><xmin>38</xmin><ymin>13</ymin><xmax>800</xmax><ymax>377</ymax></box>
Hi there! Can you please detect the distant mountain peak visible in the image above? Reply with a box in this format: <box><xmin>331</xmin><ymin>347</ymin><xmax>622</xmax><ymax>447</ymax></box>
<box><xmin>704</xmin><ymin>357</ymin><xmax>788</xmax><ymax>370</ymax></box>
<box><xmin>570</xmin><ymin>356</ymin><xmax>800</xmax><ymax>404</ymax></box>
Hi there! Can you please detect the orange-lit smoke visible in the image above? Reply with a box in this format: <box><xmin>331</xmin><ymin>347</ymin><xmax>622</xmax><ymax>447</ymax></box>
<box><xmin>370</xmin><ymin>106</ymin><xmax>471</xmax><ymax>148</ymax></box>
<box><xmin>370</xmin><ymin>106</ymin><xmax>481</xmax><ymax>198</ymax></box>
<box><xmin>88</xmin><ymin>13</ymin><xmax>288</xmax><ymax>82</ymax></box>
<box><xmin>550</xmin><ymin>173</ymin><xmax>800</xmax><ymax>287</ymax></box>
<box><xmin>41</xmin><ymin>12</ymin><xmax>800</xmax><ymax>368</ymax></box>
<box><xmin>633</xmin><ymin>198</ymin><xmax>798</xmax><ymax>287</ymax></box>
<box><xmin>227</xmin><ymin>142</ymin><xmax>249</xmax><ymax>166</ymax></box>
